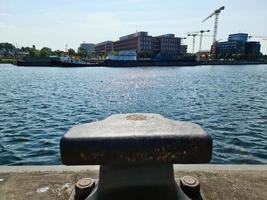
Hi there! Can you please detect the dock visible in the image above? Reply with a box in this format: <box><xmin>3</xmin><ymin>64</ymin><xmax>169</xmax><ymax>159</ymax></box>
<box><xmin>0</xmin><ymin>165</ymin><xmax>266</xmax><ymax>200</ymax></box>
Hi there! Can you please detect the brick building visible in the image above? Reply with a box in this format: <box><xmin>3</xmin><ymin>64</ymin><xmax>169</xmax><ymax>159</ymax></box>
<box><xmin>95</xmin><ymin>41</ymin><xmax>113</xmax><ymax>56</ymax></box>
<box><xmin>95</xmin><ymin>32</ymin><xmax>186</xmax><ymax>60</ymax></box>
<box><xmin>113</xmin><ymin>32</ymin><xmax>153</xmax><ymax>56</ymax></box>
<box><xmin>154</xmin><ymin>34</ymin><xmax>182</xmax><ymax>57</ymax></box>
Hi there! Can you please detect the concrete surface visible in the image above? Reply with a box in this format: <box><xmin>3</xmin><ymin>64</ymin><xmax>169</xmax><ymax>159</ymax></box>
<box><xmin>0</xmin><ymin>165</ymin><xmax>266</xmax><ymax>200</ymax></box>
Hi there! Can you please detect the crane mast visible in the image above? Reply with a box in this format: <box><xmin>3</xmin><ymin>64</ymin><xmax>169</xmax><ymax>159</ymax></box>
<box><xmin>187</xmin><ymin>30</ymin><xmax>210</xmax><ymax>53</ymax></box>
<box><xmin>202</xmin><ymin>6</ymin><xmax>225</xmax><ymax>44</ymax></box>
<box><xmin>199</xmin><ymin>30</ymin><xmax>210</xmax><ymax>51</ymax></box>
<box><xmin>187</xmin><ymin>34</ymin><xmax>197</xmax><ymax>53</ymax></box>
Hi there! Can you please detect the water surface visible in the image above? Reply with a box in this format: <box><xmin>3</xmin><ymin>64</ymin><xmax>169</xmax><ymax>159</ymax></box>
<box><xmin>0</xmin><ymin>64</ymin><xmax>266</xmax><ymax>165</ymax></box>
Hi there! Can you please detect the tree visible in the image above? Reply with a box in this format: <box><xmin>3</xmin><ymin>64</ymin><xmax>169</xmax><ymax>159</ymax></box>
<box><xmin>29</xmin><ymin>45</ymin><xmax>40</xmax><ymax>57</ymax></box>
<box><xmin>21</xmin><ymin>46</ymin><xmax>31</xmax><ymax>52</ymax></box>
<box><xmin>0</xmin><ymin>43</ymin><xmax>15</xmax><ymax>57</ymax></box>
<box><xmin>39</xmin><ymin>47</ymin><xmax>52</xmax><ymax>57</ymax></box>
<box><xmin>68</xmin><ymin>48</ymin><xmax>76</xmax><ymax>57</ymax></box>
<box><xmin>54</xmin><ymin>50</ymin><xmax>64</xmax><ymax>57</ymax></box>
<box><xmin>77</xmin><ymin>47</ymin><xmax>87</xmax><ymax>58</ymax></box>
<box><xmin>0</xmin><ymin>43</ymin><xmax>15</xmax><ymax>51</ymax></box>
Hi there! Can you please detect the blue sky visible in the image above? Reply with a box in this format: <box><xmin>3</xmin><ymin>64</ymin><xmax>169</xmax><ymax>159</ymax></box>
<box><xmin>1</xmin><ymin>0</ymin><xmax>267</xmax><ymax>54</ymax></box>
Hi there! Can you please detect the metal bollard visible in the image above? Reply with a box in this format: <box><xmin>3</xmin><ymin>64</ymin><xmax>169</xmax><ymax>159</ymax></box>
<box><xmin>60</xmin><ymin>113</ymin><xmax>213</xmax><ymax>200</ymax></box>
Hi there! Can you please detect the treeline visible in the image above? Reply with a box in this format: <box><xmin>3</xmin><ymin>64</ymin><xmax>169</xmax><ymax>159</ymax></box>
<box><xmin>0</xmin><ymin>43</ymin><xmax>88</xmax><ymax>58</ymax></box>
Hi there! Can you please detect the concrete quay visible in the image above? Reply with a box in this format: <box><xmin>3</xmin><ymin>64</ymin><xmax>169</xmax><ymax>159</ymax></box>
<box><xmin>0</xmin><ymin>165</ymin><xmax>266</xmax><ymax>200</ymax></box>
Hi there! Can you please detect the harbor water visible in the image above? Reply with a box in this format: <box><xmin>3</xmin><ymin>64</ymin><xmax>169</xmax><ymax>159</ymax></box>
<box><xmin>0</xmin><ymin>64</ymin><xmax>266</xmax><ymax>165</ymax></box>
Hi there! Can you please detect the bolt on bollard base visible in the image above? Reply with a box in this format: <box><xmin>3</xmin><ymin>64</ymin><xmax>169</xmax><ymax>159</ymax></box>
<box><xmin>61</xmin><ymin>114</ymin><xmax>212</xmax><ymax>200</ymax></box>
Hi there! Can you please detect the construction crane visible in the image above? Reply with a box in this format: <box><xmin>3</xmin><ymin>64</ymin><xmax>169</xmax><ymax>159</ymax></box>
<box><xmin>187</xmin><ymin>32</ymin><xmax>198</xmax><ymax>53</ymax></box>
<box><xmin>249</xmin><ymin>35</ymin><xmax>267</xmax><ymax>54</ymax></box>
<box><xmin>187</xmin><ymin>30</ymin><xmax>210</xmax><ymax>53</ymax></box>
<box><xmin>202</xmin><ymin>6</ymin><xmax>225</xmax><ymax>44</ymax></box>
<box><xmin>199</xmin><ymin>30</ymin><xmax>210</xmax><ymax>52</ymax></box>
<box><xmin>249</xmin><ymin>35</ymin><xmax>267</xmax><ymax>40</ymax></box>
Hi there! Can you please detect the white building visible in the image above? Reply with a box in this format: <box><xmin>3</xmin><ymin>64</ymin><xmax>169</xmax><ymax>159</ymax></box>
<box><xmin>108</xmin><ymin>50</ymin><xmax>137</xmax><ymax>61</ymax></box>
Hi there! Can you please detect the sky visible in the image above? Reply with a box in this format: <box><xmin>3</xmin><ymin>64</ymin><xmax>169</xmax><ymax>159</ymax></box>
<box><xmin>0</xmin><ymin>0</ymin><xmax>267</xmax><ymax>54</ymax></box>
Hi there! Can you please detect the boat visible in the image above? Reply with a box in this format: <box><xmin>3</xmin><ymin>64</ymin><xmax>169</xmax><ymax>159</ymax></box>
<box><xmin>50</xmin><ymin>56</ymin><xmax>98</xmax><ymax>67</ymax></box>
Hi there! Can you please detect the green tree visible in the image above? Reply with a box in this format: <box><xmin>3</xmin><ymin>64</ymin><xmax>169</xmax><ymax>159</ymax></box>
<box><xmin>68</xmin><ymin>48</ymin><xmax>76</xmax><ymax>57</ymax></box>
<box><xmin>21</xmin><ymin>46</ymin><xmax>31</xmax><ymax>52</ymax></box>
<box><xmin>54</xmin><ymin>50</ymin><xmax>64</xmax><ymax>57</ymax></box>
<box><xmin>0</xmin><ymin>43</ymin><xmax>15</xmax><ymax>51</ymax></box>
<box><xmin>0</xmin><ymin>43</ymin><xmax>15</xmax><ymax>57</ymax></box>
<box><xmin>39</xmin><ymin>47</ymin><xmax>52</xmax><ymax>57</ymax></box>
<box><xmin>77</xmin><ymin>47</ymin><xmax>87</xmax><ymax>58</ymax></box>
<box><xmin>29</xmin><ymin>45</ymin><xmax>40</xmax><ymax>57</ymax></box>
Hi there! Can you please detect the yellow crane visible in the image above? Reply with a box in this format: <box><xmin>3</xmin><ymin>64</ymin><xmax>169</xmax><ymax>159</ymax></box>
<box><xmin>202</xmin><ymin>6</ymin><xmax>225</xmax><ymax>44</ymax></box>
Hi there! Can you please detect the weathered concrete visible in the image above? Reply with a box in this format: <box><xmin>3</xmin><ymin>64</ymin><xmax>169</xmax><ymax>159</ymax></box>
<box><xmin>0</xmin><ymin>165</ymin><xmax>266</xmax><ymax>200</ymax></box>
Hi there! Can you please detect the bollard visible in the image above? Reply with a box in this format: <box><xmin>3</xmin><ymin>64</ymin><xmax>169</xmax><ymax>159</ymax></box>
<box><xmin>60</xmin><ymin>113</ymin><xmax>213</xmax><ymax>200</ymax></box>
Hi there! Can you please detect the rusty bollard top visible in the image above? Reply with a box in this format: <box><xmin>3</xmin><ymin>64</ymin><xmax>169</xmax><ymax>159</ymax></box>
<box><xmin>60</xmin><ymin>113</ymin><xmax>212</xmax><ymax>165</ymax></box>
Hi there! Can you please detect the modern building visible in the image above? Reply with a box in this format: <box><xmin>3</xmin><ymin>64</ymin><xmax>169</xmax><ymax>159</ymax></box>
<box><xmin>154</xmin><ymin>34</ymin><xmax>182</xmax><ymax>57</ymax></box>
<box><xmin>216</xmin><ymin>40</ymin><xmax>246</xmax><ymax>58</ymax></box>
<box><xmin>215</xmin><ymin>33</ymin><xmax>261</xmax><ymax>59</ymax></box>
<box><xmin>95</xmin><ymin>41</ymin><xmax>113</xmax><ymax>57</ymax></box>
<box><xmin>228</xmin><ymin>33</ymin><xmax>248</xmax><ymax>43</ymax></box>
<box><xmin>79</xmin><ymin>43</ymin><xmax>95</xmax><ymax>55</ymax></box>
<box><xmin>245</xmin><ymin>42</ymin><xmax>261</xmax><ymax>57</ymax></box>
<box><xmin>96</xmin><ymin>32</ymin><xmax>186</xmax><ymax>60</ymax></box>
<box><xmin>113</xmin><ymin>32</ymin><xmax>153</xmax><ymax>57</ymax></box>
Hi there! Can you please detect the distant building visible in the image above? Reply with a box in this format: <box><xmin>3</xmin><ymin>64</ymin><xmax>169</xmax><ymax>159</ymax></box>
<box><xmin>108</xmin><ymin>50</ymin><xmax>137</xmax><ymax>61</ymax></box>
<box><xmin>245</xmin><ymin>42</ymin><xmax>261</xmax><ymax>57</ymax></box>
<box><xmin>154</xmin><ymin>34</ymin><xmax>182</xmax><ymax>57</ymax></box>
<box><xmin>95</xmin><ymin>41</ymin><xmax>113</xmax><ymax>57</ymax></box>
<box><xmin>79</xmin><ymin>43</ymin><xmax>95</xmax><ymax>55</ymax></box>
<box><xmin>113</xmin><ymin>32</ymin><xmax>153</xmax><ymax>57</ymax></box>
<box><xmin>100</xmin><ymin>31</ymin><xmax>185</xmax><ymax>60</ymax></box>
<box><xmin>180</xmin><ymin>45</ymin><xmax>188</xmax><ymax>55</ymax></box>
<box><xmin>228</xmin><ymin>33</ymin><xmax>248</xmax><ymax>43</ymax></box>
<box><xmin>216</xmin><ymin>40</ymin><xmax>246</xmax><ymax>58</ymax></box>
<box><xmin>215</xmin><ymin>33</ymin><xmax>261</xmax><ymax>59</ymax></box>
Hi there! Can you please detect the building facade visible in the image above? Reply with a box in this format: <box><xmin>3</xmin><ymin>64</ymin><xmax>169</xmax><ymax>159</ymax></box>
<box><xmin>79</xmin><ymin>43</ymin><xmax>95</xmax><ymax>55</ymax></box>
<box><xmin>228</xmin><ymin>33</ymin><xmax>248</xmax><ymax>43</ymax></box>
<box><xmin>96</xmin><ymin>32</ymin><xmax>186</xmax><ymax>60</ymax></box>
<box><xmin>215</xmin><ymin>33</ymin><xmax>261</xmax><ymax>59</ymax></box>
<box><xmin>108</xmin><ymin>50</ymin><xmax>137</xmax><ymax>61</ymax></box>
<box><xmin>154</xmin><ymin>34</ymin><xmax>182</xmax><ymax>57</ymax></box>
<box><xmin>216</xmin><ymin>41</ymin><xmax>246</xmax><ymax>58</ymax></box>
<box><xmin>113</xmin><ymin>32</ymin><xmax>153</xmax><ymax>56</ymax></box>
<box><xmin>245</xmin><ymin>42</ymin><xmax>261</xmax><ymax>57</ymax></box>
<box><xmin>180</xmin><ymin>45</ymin><xmax>188</xmax><ymax>55</ymax></box>
<box><xmin>95</xmin><ymin>41</ymin><xmax>113</xmax><ymax>56</ymax></box>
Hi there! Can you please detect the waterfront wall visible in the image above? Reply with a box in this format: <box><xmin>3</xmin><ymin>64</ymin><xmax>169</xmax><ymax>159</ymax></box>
<box><xmin>0</xmin><ymin>165</ymin><xmax>266</xmax><ymax>200</ymax></box>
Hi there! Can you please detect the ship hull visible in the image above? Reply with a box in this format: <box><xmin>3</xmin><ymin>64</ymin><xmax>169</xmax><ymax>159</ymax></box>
<box><xmin>51</xmin><ymin>60</ymin><xmax>98</xmax><ymax>67</ymax></box>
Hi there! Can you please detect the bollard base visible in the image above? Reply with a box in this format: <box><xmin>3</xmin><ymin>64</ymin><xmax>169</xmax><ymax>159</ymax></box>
<box><xmin>69</xmin><ymin>164</ymin><xmax>206</xmax><ymax>200</ymax></box>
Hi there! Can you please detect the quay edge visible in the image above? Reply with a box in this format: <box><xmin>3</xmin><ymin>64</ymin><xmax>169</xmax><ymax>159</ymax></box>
<box><xmin>0</xmin><ymin>164</ymin><xmax>266</xmax><ymax>200</ymax></box>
